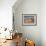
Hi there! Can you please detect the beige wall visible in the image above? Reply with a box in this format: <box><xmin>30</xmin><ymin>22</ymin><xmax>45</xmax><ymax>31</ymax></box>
<box><xmin>13</xmin><ymin>0</ymin><xmax>41</xmax><ymax>46</ymax></box>
<box><xmin>41</xmin><ymin>0</ymin><xmax>46</xmax><ymax>46</ymax></box>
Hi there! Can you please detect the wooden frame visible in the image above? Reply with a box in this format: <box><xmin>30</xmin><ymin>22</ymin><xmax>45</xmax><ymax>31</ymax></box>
<box><xmin>22</xmin><ymin>14</ymin><xmax>37</xmax><ymax>26</ymax></box>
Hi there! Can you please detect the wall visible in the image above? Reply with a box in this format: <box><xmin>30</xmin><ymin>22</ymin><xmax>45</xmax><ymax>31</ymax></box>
<box><xmin>41</xmin><ymin>0</ymin><xmax>46</xmax><ymax>46</ymax></box>
<box><xmin>13</xmin><ymin>0</ymin><xmax>41</xmax><ymax>46</ymax></box>
<box><xmin>0</xmin><ymin>0</ymin><xmax>16</xmax><ymax>30</ymax></box>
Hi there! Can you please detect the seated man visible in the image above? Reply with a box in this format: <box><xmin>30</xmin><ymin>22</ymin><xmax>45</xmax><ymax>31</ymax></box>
<box><xmin>15</xmin><ymin>33</ymin><xmax>23</xmax><ymax>46</ymax></box>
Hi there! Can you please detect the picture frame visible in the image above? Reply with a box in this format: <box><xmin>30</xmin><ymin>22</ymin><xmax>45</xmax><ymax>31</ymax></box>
<box><xmin>22</xmin><ymin>14</ymin><xmax>37</xmax><ymax>26</ymax></box>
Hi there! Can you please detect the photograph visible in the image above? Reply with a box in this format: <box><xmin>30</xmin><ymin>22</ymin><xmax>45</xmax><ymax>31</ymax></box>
<box><xmin>22</xmin><ymin>14</ymin><xmax>37</xmax><ymax>26</ymax></box>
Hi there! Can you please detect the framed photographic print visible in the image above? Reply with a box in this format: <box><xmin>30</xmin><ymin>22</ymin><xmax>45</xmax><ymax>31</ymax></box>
<box><xmin>22</xmin><ymin>14</ymin><xmax>37</xmax><ymax>26</ymax></box>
